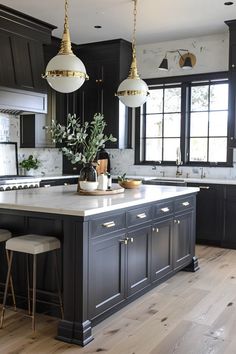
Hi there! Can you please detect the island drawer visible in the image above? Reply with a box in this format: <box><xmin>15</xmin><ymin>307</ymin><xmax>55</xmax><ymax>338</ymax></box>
<box><xmin>89</xmin><ymin>212</ymin><xmax>126</xmax><ymax>237</ymax></box>
<box><xmin>174</xmin><ymin>195</ymin><xmax>194</xmax><ymax>213</ymax></box>
<box><xmin>153</xmin><ymin>201</ymin><xmax>174</xmax><ymax>219</ymax></box>
<box><xmin>126</xmin><ymin>205</ymin><xmax>152</xmax><ymax>227</ymax></box>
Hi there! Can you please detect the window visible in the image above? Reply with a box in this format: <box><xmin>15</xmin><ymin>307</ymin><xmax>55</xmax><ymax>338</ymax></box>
<box><xmin>135</xmin><ymin>72</ymin><xmax>231</xmax><ymax>166</ymax></box>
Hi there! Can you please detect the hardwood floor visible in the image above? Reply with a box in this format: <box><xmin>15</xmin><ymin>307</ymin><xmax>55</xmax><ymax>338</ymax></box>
<box><xmin>1</xmin><ymin>245</ymin><xmax>236</xmax><ymax>354</ymax></box>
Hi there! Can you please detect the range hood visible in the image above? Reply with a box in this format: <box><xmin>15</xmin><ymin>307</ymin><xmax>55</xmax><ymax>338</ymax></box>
<box><xmin>0</xmin><ymin>86</ymin><xmax>47</xmax><ymax>114</ymax></box>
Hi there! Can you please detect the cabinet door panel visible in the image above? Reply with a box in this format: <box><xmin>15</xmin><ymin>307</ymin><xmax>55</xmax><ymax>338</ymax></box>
<box><xmin>127</xmin><ymin>226</ymin><xmax>151</xmax><ymax>297</ymax></box>
<box><xmin>151</xmin><ymin>219</ymin><xmax>172</xmax><ymax>282</ymax></box>
<box><xmin>11</xmin><ymin>36</ymin><xmax>34</xmax><ymax>89</ymax></box>
<box><xmin>0</xmin><ymin>32</ymin><xmax>15</xmax><ymax>86</ymax></box>
<box><xmin>173</xmin><ymin>212</ymin><xmax>193</xmax><ymax>270</ymax></box>
<box><xmin>89</xmin><ymin>233</ymin><xmax>125</xmax><ymax>318</ymax></box>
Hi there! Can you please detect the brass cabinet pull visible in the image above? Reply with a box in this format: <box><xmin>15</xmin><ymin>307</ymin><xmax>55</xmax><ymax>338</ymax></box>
<box><xmin>161</xmin><ymin>207</ymin><xmax>170</xmax><ymax>213</ymax></box>
<box><xmin>137</xmin><ymin>213</ymin><xmax>147</xmax><ymax>219</ymax></box>
<box><xmin>152</xmin><ymin>227</ymin><xmax>159</xmax><ymax>233</ymax></box>
<box><xmin>119</xmin><ymin>238</ymin><xmax>128</xmax><ymax>245</ymax></box>
<box><xmin>199</xmin><ymin>186</ymin><xmax>210</xmax><ymax>190</ymax></box>
<box><xmin>174</xmin><ymin>219</ymin><xmax>180</xmax><ymax>224</ymax></box>
<box><xmin>102</xmin><ymin>221</ymin><xmax>116</xmax><ymax>228</ymax></box>
<box><xmin>182</xmin><ymin>201</ymin><xmax>190</xmax><ymax>207</ymax></box>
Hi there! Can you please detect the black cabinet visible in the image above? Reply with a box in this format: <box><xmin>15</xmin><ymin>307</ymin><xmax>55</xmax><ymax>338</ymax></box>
<box><xmin>173</xmin><ymin>211</ymin><xmax>193</xmax><ymax>270</ymax></box>
<box><xmin>0</xmin><ymin>5</ymin><xmax>55</xmax><ymax>92</ymax></box>
<box><xmin>88</xmin><ymin>194</ymin><xmax>197</xmax><ymax>320</ymax></box>
<box><xmin>20</xmin><ymin>114</ymin><xmax>53</xmax><ymax>148</ymax></box>
<box><xmin>223</xmin><ymin>185</ymin><xmax>236</xmax><ymax>248</ymax></box>
<box><xmin>226</xmin><ymin>20</ymin><xmax>236</xmax><ymax>147</ymax></box>
<box><xmin>187</xmin><ymin>183</ymin><xmax>224</xmax><ymax>245</ymax></box>
<box><xmin>127</xmin><ymin>225</ymin><xmax>151</xmax><ymax>297</ymax></box>
<box><xmin>151</xmin><ymin>218</ymin><xmax>173</xmax><ymax>282</ymax></box>
<box><xmin>88</xmin><ymin>232</ymin><xmax>126</xmax><ymax>319</ymax></box>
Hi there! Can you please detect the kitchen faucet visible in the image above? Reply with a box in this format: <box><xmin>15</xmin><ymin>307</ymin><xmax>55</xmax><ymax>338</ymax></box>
<box><xmin>200</xmin><ymin>167</ymin><xmax>206</xmax><ymax>179</ymax></box>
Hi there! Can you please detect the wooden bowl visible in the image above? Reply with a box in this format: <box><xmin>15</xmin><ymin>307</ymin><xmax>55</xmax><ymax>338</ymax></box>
<box><xmin>118</xmin><ymin>179</ymin><xmax>142</xmax><ymax>189</ymax></box>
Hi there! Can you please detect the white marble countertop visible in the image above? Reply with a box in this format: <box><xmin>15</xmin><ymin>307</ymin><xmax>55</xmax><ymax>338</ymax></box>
<box><xmin>0</xmin><ymin>184</ymin><xmax>199</xmax><ymax>217</ymax></box>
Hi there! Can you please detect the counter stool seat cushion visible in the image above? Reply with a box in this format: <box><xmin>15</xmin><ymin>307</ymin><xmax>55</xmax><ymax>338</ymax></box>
<box><xmin>0</xmin><ymin>229</ymin><xmax>12</xmax><ymax>243</ymax></box>
<box><xmin>6</xmin><ymin>235</ymin><xmax>60</xmax><ymax>255</ymax></box>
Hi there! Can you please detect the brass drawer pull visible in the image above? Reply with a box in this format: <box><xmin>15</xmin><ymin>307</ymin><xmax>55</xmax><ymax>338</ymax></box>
<box><xmin>161</xmin><ymin>207</ymin><xmax>170</xmax><ymax>213</ymax></box>
<box><xmin>199</xmin><ymin>186</ymin><xmax>210</xmax><ymax>190</ymax></box>
<box><xmin>137</xmin><ymin>213</ymin><xmax>147</xmax><ymax>219</ymax></box>
<box><xmin>102</xmin><ymin>221</ymin><xmax>116</xmax><ymax>228</ymax></box>
<box><xmin>182</xmin><ymin>201</ymin><xmax>190</xmax><ymax>207</ymax></box>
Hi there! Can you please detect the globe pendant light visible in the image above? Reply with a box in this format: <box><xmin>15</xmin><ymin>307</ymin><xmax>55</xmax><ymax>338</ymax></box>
<box><xmin>116</xmin><ymin>0</ymin><xmax>149</xmax><ymax>108</ymax></box>
<box><xmin>43</xmin><ymin>0</ymin><xmax>88</xmax><ymax>93</ymax></box>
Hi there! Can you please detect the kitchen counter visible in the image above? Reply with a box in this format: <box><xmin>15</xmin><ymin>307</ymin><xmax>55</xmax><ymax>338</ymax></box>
<box><xmin>0</xmin><ymin>184</ymin><xmax>199</xmax><ymax>217</ymax></box>
<box><xmin>0</xmin><ymin>184</ymin><xmax>198</xmax><ymax>346</ymax></box>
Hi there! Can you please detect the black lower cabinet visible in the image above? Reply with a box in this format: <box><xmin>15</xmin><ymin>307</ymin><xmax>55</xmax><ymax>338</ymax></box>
<box><xmin>151</xmin><ymin>218</ymin><xmax>172</xmax><ymax>282</ymax></box>
<box><xmin>187</xmin><ymin>183</ymin><xmax>224</xmax><ymax>245</ymax></box>
<box><xmin>127</xmin><ymin>225</ymin><xmax>151</xmax><ymax>297</ymax></box>
<box><xmin>88</xmin><ymin>232</ymin><xmax>126</xmax><ymax>319</ymax></box>
<box><xmin>223</xmin><ymin>185</ymin><xmax>236</xmax><ymax>248</ymax></box>
<box><xmin>173</xmin><ymin>211</ymin><xmax>193</xmax><ymax>270</ymax></box>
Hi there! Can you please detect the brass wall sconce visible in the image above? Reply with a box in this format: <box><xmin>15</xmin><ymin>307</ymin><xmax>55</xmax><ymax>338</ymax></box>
<box><xmin>158</xmin><ymin>50</ymin><xmax>196</xmax><ymax>71</ymax></box>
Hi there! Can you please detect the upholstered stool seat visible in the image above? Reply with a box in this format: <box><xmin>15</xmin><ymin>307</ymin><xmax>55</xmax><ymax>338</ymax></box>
<box><xmin>6</xmin><ymin>234</ymin><xmax>61</xmax><ymax>254</ymax></box>
<box><xmin>0</xmin><ymin>234</ymin><xmax>63</xmax><ymax>331</ymax></box>
<box><xmin>0</xmin><ymin>229</ymin><xmax>12</xmax><ymax>243</ymax></box>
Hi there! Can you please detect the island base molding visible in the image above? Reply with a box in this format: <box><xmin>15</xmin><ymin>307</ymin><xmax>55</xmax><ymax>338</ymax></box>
<box><xmin>184</xmin><ymin>256</ymin><xmax>199</xmax><ymax>272</ymax></box>
<box><xmin>56</xmin><ymin>319</ymin><xmax>93</xmax><ymax>346</ymax></box>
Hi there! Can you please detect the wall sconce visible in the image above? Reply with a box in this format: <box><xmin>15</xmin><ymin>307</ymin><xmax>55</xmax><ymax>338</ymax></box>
<box><xmin>158</xmin><ymin>50</ymin><xmax>196</xmax><ymax>71</ymax></box>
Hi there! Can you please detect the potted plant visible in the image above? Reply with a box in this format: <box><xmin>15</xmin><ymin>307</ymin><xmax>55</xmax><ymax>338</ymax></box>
<box><xmin>46</xmin><ymin>113</ymin><xmax>116</xmax><ymax>190</ymax></box>
<box><xmin>19</xmin><ymin>155</ymin><xmax>40</xmax><ymax>175</ymax></box>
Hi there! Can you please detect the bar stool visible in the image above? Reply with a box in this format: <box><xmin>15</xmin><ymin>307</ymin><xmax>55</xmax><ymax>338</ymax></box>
<box><xmin>0</xmin><ymin>234</ymin><xmax>64</xmax><ymax>331</ymax></box>
<box><xmin>0</xmin><ymin>229</ymin><xmax>16</xmax><ymax>309</ymax></box>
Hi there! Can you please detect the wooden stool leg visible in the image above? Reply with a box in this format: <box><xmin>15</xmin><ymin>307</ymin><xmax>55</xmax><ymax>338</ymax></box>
<box><xmin>54</xmin><ymin>250</ymin><xmax>64</xmax><ymax>319</ymax></box>
<box><xmin>26</xmin><ymin>254</ymin><xmax>31</xmax><ymax>316</ymax></box>
<box><xmin>5</xmin><ymin>249</ymin><xmax>16</xmax><ymax>311</ymax></box>
<box><xmin>32</xmin><ymin>254</ymin><xmax>37</xmax><ymax>332</ymax></box>
<box><xmin>0</xmin><ymin>251</ymin><xmax>13</xmax><ymax>328</ymax></box>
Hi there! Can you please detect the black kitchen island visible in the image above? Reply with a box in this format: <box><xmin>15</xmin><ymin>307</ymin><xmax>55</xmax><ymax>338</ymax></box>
<box><xmin>0</xmin><ymin>184</ymin><xmax>199</xmax><ymax>346</ymax></box>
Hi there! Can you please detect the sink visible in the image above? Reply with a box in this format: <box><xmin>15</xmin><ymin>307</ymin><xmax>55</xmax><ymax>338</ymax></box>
<box><xmin>143</xmin><ymin>178</ymin><xmax>186</xmax><ymax>186</ymax></box>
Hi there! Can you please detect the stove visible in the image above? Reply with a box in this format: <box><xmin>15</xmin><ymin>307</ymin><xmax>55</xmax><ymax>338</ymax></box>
<box><xmin>0</xmin><ymin>176</ymin><xmax>41</xmax><ymax>191</ymax></box>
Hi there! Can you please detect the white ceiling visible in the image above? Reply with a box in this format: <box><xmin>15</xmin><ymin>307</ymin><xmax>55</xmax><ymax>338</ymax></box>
<box><xmin>1</xmin><ymin>0</ymin><xmax>236</xmax><ymax>45</ymax></box>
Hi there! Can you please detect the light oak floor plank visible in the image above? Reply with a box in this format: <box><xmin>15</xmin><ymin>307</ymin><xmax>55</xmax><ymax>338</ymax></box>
<box><xmin>1</xmin><ymin>245</ymin><xmax>236</xmax><ymax>354</ymax></box>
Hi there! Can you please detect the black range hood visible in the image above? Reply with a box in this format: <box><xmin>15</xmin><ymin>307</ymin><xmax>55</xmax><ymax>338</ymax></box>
<box><xmin>0</xmin><ymin>86</ymin><xmax>47</xmax><ymax>114</ymax></box>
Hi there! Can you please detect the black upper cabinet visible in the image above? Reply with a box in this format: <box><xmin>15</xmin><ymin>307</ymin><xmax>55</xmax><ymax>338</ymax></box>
<box><xmin>226</xmin><ymin>20</ymin><xmax>236</xmax><ymax>147</ymax></box>
<box><xmin>0</xmin><ymin>4</ymin><xmax>55</xmax><ymax>92</ymax></box>
<box><xmin>77</xmin><ymin>39</ymin><xmax>132</xmax><ymax>149</ymax></box>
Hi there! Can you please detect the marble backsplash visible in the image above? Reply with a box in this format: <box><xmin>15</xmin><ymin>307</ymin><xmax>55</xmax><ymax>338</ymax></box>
<box><xmin>0</xmin><ymin>113</ymin><xmax>62</xmax><ymax>176</ymax></box>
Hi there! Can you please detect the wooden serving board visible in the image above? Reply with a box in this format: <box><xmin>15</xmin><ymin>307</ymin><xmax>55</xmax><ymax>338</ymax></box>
<box><xmin>78</xmin><ymin>186</ymin><xmax>125</xmax><ymax>196</ymax></box>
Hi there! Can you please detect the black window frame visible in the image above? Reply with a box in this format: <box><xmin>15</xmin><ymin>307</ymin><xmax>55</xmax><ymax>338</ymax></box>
<box><xmin>135</xmin><ymin>71</ymin><xmax>233</xmax><ymax>167</ymax></box>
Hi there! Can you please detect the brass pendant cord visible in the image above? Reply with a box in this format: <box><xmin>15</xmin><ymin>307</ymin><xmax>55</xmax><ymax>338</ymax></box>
<box><xmin>59</xmin><ymin>0</ymin><xmax>73</xmax><ymax>55</ymax></box>
<box><xmin>128</xmin><ymin>0</ymin><xmax>140</xmax><ymax>79</ymax></box>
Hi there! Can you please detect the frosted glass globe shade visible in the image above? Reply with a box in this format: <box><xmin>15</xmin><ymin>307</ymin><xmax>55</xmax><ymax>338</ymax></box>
<box><xmin>45</xmin><ymin>53</ymin><xmax>87</xmax><ymax>93</ymax></box>
<box><xmin>117</xmin><ymin>77</ymin><xmax>149</xmax><ymax>108</ymax></box>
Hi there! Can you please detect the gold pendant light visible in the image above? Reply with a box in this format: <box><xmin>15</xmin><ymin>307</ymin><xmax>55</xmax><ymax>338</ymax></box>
<box><xmin>43</xmin><ymin>0</ymin><xmax>89</xmax><ymax>93</ymax></box>
<box><xmin>116</xmin><ymin>0</ymin><xmax>149</xmax><ymax>108</ymax></box>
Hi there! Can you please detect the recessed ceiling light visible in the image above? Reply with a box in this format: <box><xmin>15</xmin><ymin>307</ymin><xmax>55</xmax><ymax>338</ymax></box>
<box><xmin>224</xmin><ymin>1</ymin><xmax>234</xmax><ymax>5</ymax></box>
<box><xmin>94</xmin><ymin>25</ymin><xmax>102</xmax><ymax>29</ymax></box>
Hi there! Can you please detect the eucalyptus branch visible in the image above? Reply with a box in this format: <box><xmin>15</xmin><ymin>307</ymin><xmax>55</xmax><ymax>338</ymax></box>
<box><xmin>45</xmin><ymin>113</ymin><xmax>116</xmax><ymax>165</ymax></box>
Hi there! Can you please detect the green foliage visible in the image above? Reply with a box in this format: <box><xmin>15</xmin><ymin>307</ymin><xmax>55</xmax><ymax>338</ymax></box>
<box><xmin>46</xmin><ymin>113</ymin><xmax>117</xmax><ymax>165</ymax></box>
<box><xmin>19</xmin><ymin>155</ymin><xmax>40</xmax><ymax>171</ymax></box>
<box><xmin>117</xmin><ymin>173</ymin><xmax>127</xmax><ymax>182</ymax></box>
